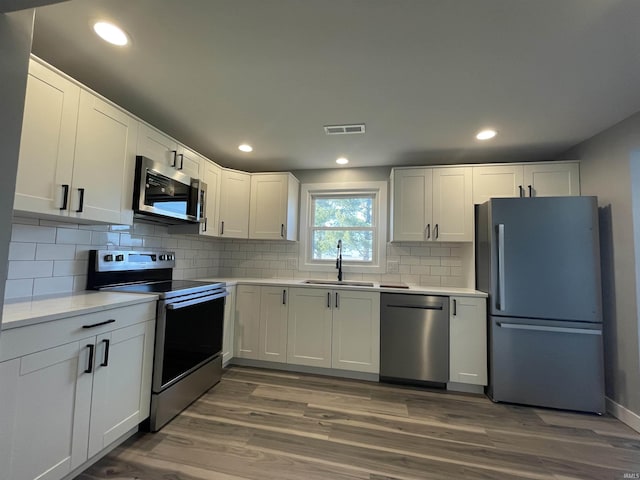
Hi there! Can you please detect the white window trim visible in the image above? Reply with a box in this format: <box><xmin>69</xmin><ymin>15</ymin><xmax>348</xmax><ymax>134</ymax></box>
<box><xmin>299</xmin><ymin>181</ymin><xmax>387</xmax><ymax>275</ymax></box>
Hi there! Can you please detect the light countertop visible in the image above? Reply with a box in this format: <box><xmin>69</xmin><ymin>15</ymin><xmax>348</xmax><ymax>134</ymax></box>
<box><xmin>197</xmin><ymin>277</ymin><xmax>487</xmax><ymax>298</ymax></box>
<box><xmin>1</xmin><ymin>291</ymin><xmax>159</xmax><ymax>330</ymax></box>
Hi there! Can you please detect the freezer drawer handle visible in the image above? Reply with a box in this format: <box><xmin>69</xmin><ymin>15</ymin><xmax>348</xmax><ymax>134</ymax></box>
<box><xmin>386</xmin><ymin>304</ymin><xmax>443</xmax><ymax>310</ymax></box>
<box><xmin>497</xmin><ymin>224</ymin><xmax>506</xmax><ymax>311</ymax></box>
<box><xmin>497</xmin><ymin>323</ymin><xmax>602</xmax><ymax>335</ymax></box>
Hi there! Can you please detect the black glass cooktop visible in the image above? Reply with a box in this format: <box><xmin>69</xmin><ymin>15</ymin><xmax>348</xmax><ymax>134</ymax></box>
<box><xmin>103</xmin><ymin>279</ymin><xmax>224</xmax><ymax>298</ymax></box>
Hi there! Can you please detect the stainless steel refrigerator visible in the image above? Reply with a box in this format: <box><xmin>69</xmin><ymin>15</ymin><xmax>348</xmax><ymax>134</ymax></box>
<box><xmin>476</xmin><ymin>196</ymin><xmax>605</xmax><ymax>413</ymax></box>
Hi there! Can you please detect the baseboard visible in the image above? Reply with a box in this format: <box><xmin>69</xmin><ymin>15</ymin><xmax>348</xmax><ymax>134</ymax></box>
<box><xmin>229</xmin><ymin>358</ymin><xmax>380</xmax><ymax>382</ymax></box>
<box><xmin>447</xmin><ymin>381</ymin><xmax>485</xmax><ymax>395</ymax></box>
<box><xmin>606</xmin><ymin>396</ymin><xmax>640</xmax><ymax>433</ymax></box>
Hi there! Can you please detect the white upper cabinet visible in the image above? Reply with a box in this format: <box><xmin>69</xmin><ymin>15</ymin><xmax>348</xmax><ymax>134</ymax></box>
<box><xmin>14</xmin><ymin>59</ymin><xmax>79</xmax><ymax>217</ymax></box>
<box><xmin>15</xmin><ymin>59</ymin><xmax>137</xmax><ymax>225</ymax></box>
<box><xmin>249</xmin><ymin>173</ymin><xmax>299</xmax><ymax>240</ymax></box>
<box><xmin>472</xmin><ymin>162</ymin><xmax>580</xmax><ymax>204</ymax></box>
<box><xmin>175</xmin><ymin>144</ymin><xmax>202</xmax><ymax>180</ymax></box>
<box><xmin>219</xmin><ymin>169</ymin><xmax>251</xmax><ymax>238</ymax></box>
<box><xmin>137</xmin><ymin>123</ymin><xmax>178</xmax><ymax>169</ymax></box>
<box><xmin>391</xmin><ymin>167</ymin><xmax>472</xmax><ymax>242</ymax></box>
<box><xmin>71</xmin><ymin>90</ymin><xmax>138</xmax><ymax>225</ymax></box>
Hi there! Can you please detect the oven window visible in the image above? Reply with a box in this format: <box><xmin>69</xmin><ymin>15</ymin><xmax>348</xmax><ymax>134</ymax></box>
<box><xmin>160</xmin><ymin>296</ymin><xmax>224</xmax><ymax>387</ymax></box>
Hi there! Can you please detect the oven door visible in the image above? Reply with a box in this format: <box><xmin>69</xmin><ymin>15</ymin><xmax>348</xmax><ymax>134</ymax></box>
<box><xmin>153</xmin><ymin>289</ymin><xmax>228</xmax><ymax>392</ymax></box>
<box><xmin>134</xmin><ymin>155</ymin><xmax>201</xmax><ymax>223</ymax></box>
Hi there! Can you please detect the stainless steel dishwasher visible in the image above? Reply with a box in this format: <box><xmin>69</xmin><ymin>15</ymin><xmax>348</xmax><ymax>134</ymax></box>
<box><xmin>380</xmin><ymin>293</ymin><xmax>449</xmax><ymax>385</ymax></box>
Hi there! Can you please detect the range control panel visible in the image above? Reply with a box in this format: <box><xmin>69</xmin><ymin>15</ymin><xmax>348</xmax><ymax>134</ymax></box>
<box><xmin>94</xmin><ymin>250</ymin><xmax>176</xmax><ymax>272</ymax></box>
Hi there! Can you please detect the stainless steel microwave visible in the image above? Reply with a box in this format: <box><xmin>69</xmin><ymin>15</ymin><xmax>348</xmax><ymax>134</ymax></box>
<box><xmin>133</xmin><ymin>156</ymin><xmax>206</xmax><ymax>224</ymax></box>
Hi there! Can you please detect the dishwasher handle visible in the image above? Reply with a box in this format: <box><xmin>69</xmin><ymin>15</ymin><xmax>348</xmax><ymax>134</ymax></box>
<box><xmin>385</xmin><ymin>303</ymin><xmax>444</xmax><ymax>310</ymax></box>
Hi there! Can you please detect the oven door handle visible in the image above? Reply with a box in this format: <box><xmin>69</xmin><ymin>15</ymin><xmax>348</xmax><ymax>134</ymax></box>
<box><xmin>166</xmin><ymin>291</ymin><xmax>228</xmax><ymax>310</ymax></box>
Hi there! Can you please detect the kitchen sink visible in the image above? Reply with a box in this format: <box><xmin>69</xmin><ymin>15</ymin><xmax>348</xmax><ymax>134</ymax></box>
<box><xmin>303</xmin><ymin>279</ymin><xmax>375</xmax><ymax>287</ymax></box>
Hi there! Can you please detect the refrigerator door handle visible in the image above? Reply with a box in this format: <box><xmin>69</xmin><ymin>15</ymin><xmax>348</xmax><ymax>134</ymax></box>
<box><xmin>497</xmin><ymin>224</ymin><xmax>506</xmax><ymax>311</ymax></box>
<box><xmin>497</xmin><ymin>322</ymin><xmax>602</xmax><ymax>335</ymax></box>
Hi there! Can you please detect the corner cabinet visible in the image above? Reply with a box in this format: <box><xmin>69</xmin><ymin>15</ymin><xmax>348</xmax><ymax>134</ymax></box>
<box><xmin>137</xmin><ymin>124</ymin><xmax>201</xmax><ymax>179</ymax></box>
<box><xmin>218</xmin><ymin>169</ymin><xmax>251</xmax><ymax>238</ymax></box>
<box><xmin>249</xmin><ymin>173</ymin><xmax>299</xmax><ymax>240</ymax></box>
<box><xmin>449</xmin><ymin>296</ymin><xmax>487</xmax><ymax>386</ymax></box>
<box><xmin>391</xmin><ymin>166</ymin><xmax>472</xmax><ymax>242</ymax></box>
<box><xmin>0</xmin><ymin>301</ymin><xmax>155</xmax><ymax>480</ymax></box>
<box><xmin>15</xmin><ymin>58</ymin><xmax>138</xmax><ymax>225</ymax></box>
<box><xmin>472</xmin><ymin>161</ymin><xmax>580</xmax><ymax>204</ymax></box>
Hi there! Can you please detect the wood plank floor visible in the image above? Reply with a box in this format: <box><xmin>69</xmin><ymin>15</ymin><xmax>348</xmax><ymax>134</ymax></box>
<box><xmin>75</xmin><ymin>366</ymin><xmax>640</xmax><ymax>480</ymax></box>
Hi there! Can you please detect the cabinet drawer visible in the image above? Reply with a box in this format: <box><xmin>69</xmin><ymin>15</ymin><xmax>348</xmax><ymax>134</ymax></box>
<box><xmin>0</xmin><ymin>301</ymin><xmax>156</xmax><ymax>362</ymax></box>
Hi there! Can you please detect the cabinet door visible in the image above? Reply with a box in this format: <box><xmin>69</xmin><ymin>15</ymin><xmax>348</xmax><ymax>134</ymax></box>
<box><xmin>0</xmin><ymin>341</ymin><xmax>93</xmax><ymax>480</ymax></box>
<box><xmin>287</xmin><ymin>288</ymin><xmax>333</xmax><ymax>367</ymax></box>
<box><xmin>222</xmin><ymin>286</ymin><xmax>236</xmax><ymax>364</ymax></box>
<box><xmin>89</xmin><ymin>321</ymin><xmax>154</xmax><ymax>458</ymax></box>
<box><xmin>331</xmin><ymin>290</ymin><xmax>380</xmax><ymax>373</ymax></box>
<box><xmin>14</xmin><ymin>60</ymin><xmax>79</xmax><ymax>217</ymax></box>
<box><xmin>219</xmin><ymin>169</ymin><xmax>251</xmax><ymax>238</ymax></box>
<box><xmin>137</xmin><ymin>123</ymin><xmax>178</xmax><ymax>168</ymax></box>
<box><xmin>201</xmin><ymin>160</ymin><xmax>222</xmax><ymax>237</ymax></box>
<box><xmin>71</xmin><ymin>90</ymin><xmax>138</xmax><ymax>224</ymax></box>
<box><xmin>523</xmin><ymin>162</ymin><xmax>580</xmax><ymax>197</ymax></box>
<box><xmin>258</xmin><ymin>287</ymin><xmax>289</xmax><ymax>363</ymax></box>
<box><xmin>472</xmin><ymin>165</ymin><xmax>524</xmax><ymax>204</ymax></box>
<box><xmin>392</xmin><ymin>168</ymin><xmax>432</xmax><ymax>241</ymax></box>
<box><xmin>249</xmin><ymin>174</ymin><xmax>288</xmax><ymax>239</ymax></box>
<box><xmin>449</xmin><ymin>296</ymin><xmax>487</xmax><ymax>385</ymax></box>
<box><xmin>432</xmin><ymin>167</ymin><xmax>473</xmax><ymax>242</ymax></box>
<box><xmin>176</xmin><ymin>145</ymin><xmax>202</xmax><ymax>180</ymax></box>
<box><xmin>88</xmin><ymin>320</ymin><xmax>154</xmax><ymax>458</ymax></box>
<box><xmin>234</xmin><ymin>285</ymin><xmax>261</xmax><ymax>359</ymax></box>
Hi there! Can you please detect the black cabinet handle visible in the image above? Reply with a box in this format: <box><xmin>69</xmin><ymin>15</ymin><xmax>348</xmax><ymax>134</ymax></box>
<box><xmin>426</xmin><ymin>224</ymin><xmax>431</xmax><ymax>239</ymax></box>
<box><xmin>220</xmin><ymin>221</ymin><xmax>225</xmax><ymax>235</ymax></box>
<box><xmin>528</xmin><ymin>185</ymin><xmax>533</xmax><ymax>197</ymax></box>
<box><xmin>82</xmin><ymin>319</ymin><xmax>116</xmax><ymax>329</ymax></box>
<box><xmin>519</xmin><ymin>185</ymin><xmax>524</xmax><ymax>197</ymax></box>
<box><xmin>282</xmin><ymin>289</ymin><xmax>287</xmax><ymax>305</ymax></box>
<box><xmin>327</xmin><ymin>292</ymin><xmax>331</xmax><ymax>308</ymax></box>
<box><xmin>100</xmin><ymin>339</ymin><xmax>110</xmax><ymax>367</ymax></box>
<box><xmin>281</xmin><ymin>224</ymin><xmax>285</xmax><ymax>238</ymax></box>
<box><xmin>171</xmin><ymin>150</ymin><xmax>177</xmax><ymax>168</ymax></box>
<box><xmin>85</xmin><ymin>344</ymin><xmax>94</xmax><ymax>373</ymax></box>
<box><xmin>177</xmin><ymin>153</ymin><xmax>184</xmax><ymax>170</ymax></box>
<box><xmin>434</xmin><ymin>224</ymin><xmax>439</xmax><ymax>240</ymax></box>
<box><xmin>335</xmin><ymin>292</ymin><xmax>339</xmax><ymax>309</ymax></box>
<box><xmin>76</xmin><ymin>188</ymin><xmax>85</xmax><ymax>213</ymax></box>
<box><xmin>453</xmin><ymin>298</ymin><xmax>457</xmax><ymax>316</ymax></box>
<box><xmin>202</xmin><ymin>218</ymin><xmax>207</xmax><ymax>233</ymax></box>
<box><xmin>60</xmin><ymin>184</ymin><xmax>69</xmax><ymax>210</ymax></box>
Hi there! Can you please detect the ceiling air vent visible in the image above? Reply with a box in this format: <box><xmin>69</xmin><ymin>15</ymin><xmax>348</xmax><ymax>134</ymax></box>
<box><xmin>324</xmin><ymin>123</ymin><xmax>366</xmax><ymax>135</ymax></box>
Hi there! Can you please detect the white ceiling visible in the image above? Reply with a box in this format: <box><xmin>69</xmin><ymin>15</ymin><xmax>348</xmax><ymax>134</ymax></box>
<box><xmin>26</xmin><ymin>0</ymin><xmax>640</xmax><ymax>172</ymax></box>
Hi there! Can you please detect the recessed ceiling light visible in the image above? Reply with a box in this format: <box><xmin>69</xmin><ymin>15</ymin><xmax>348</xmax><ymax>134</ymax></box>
<box><xmin>336</xmin><ymin>157</ymin><xmax>349</xmax><ymax>165</ymax></box>
<box><xmin>476</xmin><ymin>129</ymin><xmax>497</xmax><ymax>140</ymax></box>
<box><xmin>238</xmin><ymin>144</ymin><xmax>253</xmax><ymax>152</ymax></box>
<box><xmin>93</xmin><ymin>21</ymin><xmax>128</xmax><ymax>46</ymax></box>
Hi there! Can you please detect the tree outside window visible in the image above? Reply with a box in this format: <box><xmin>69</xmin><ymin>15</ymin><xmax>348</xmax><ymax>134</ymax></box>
<box><xmin>311</xmin><ymin>194</ymin><xmax>375</xmax><ymax>262</ymax></box>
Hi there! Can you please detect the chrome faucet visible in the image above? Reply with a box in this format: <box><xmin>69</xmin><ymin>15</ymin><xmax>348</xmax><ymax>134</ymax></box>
<box><xmin>336</xmin><ymin>239</ymin><xmax>343</xmax><ymax>281</ymax></box>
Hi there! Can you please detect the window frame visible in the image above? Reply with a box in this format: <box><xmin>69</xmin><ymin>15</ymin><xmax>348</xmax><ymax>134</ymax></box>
<box><xmin>299</xmin><ymin>181</ymin><xmax>387</xmax><ymax>274</ymax></box>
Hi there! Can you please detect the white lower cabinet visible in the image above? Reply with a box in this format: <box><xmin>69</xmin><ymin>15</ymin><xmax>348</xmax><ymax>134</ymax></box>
<box><xmin>287</xmin><ymin>287</ymin><xmax>380</xmax><ymax>373</ymax></box>
<box><xmin>0</xmin><ymin>302</ymin><xmax>155</xmax><ymax>480</ymax></box>
<box><xmin>449</xmin><ymin>296</ymin><xmax>487</xmax><ymax>386</ymax></box>
<box><xmin>222</xmin><ymin>285</ymin><xmax>236</xmax><ymax>364</ymax></box>
<box><xmin>235</xmin><ymin>285</ymin><xmax>288</xmax><ymax>363</ymax></box>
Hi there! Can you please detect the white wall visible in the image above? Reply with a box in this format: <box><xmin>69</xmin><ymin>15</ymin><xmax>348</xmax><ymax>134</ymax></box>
<box><xmin>0</xmin><ymin>9</ymin><xmax>34</xmax><ymax>314</ymax></box>
<box><xmin>562</xmin><ymin>111</ymin><xmax>640</xmax><ymax>419</ymax></box>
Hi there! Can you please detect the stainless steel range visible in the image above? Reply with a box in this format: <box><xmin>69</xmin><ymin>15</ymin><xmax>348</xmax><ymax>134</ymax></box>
<box><xmin>87</xmin><ymin>250</ymin><xmax>227</xmax><ymax>431</ymax></box>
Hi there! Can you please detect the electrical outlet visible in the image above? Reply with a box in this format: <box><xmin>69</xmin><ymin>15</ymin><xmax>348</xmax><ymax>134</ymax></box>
<box><xmin>286</xmin><ymin>258</ymin><xmax>297</xmax><ymax>270</ymax></box>
<box><xmin>387</xmin><ymin>260</ymin><xmax>399</xmax><ymax>273</ymax></box>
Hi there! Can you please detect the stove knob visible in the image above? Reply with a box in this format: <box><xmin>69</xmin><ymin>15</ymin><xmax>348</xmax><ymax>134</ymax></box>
<box><xmin>159</xmin><ymin>255</ymin><xmax>167</xmax><ymax>261</ymax></box>
<box><xmin>115</xmin><ymin>254</ymin><xmax>125</xmax><ymax>262</ymax></box>
<box><xmin>103</xmin><ymin>254</ymin><xmax>114</xmax><ymax>262</ymax></box>
<box><xmin>168</xmin><ymin>254</ymin><xmax>174</xmax><ymax>261</ymax></box>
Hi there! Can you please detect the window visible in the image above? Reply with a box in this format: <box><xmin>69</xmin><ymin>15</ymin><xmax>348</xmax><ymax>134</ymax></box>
<box><xmin>300</xmin><ymin>182</ymin><xmax>387</xmax><ymax>274</ymax></box>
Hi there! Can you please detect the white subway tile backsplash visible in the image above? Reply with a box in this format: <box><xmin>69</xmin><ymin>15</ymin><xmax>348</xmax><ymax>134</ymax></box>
<box><xmin>35</xmin><ymin>244</ymin><xmax>76</xmax><ymax>260</ymax></box>
<box><xmin>119</xmin><ymin>233</ymin><xmax>143</xmax><ymax>247</ymax></box>
<box><xmin>56</xmin><ymin>228</ymin><xmax>92</xmax><ymax>245</ymax></box>
<box><xmin>430</xmin><ymin>247</ymin><xmax>451</xmax><ymax>257</ymax></box>
<box><xmin>4</xmin><ymin>279</ymin><xmax>34</xmax><ymax>299</ymax></box>
<box><xmin>9</xmin><ymin>243</ymin><xmax>36</xmax><ymax>260</ymax></box>
<box><xmin>12</xmin><ymin>224</ymin><xmax>56</xmax><ymax>243</ymax></box>
<box><xmin>8</xmin><ymin>260</ymin><xmax>54</xmax><ymax>279</ymax></box>
<box><xmin>53</xmin><ymin>260</ymin><xmax>88</xmax><ymax>277</ymax></box>
<box><xmin>91</xmin><ymin>231</ymin><xmax>120</xmax><ymax>246</ymax></box>
<box><xmin>33</xmin><ymin>276</ymin><xmax>74</xmax><ymax>296</ymax></box>
<box><xmin>430</xmin><ymin>266</ymin><xmax>451</xmax><ymax>276</ymax></box>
